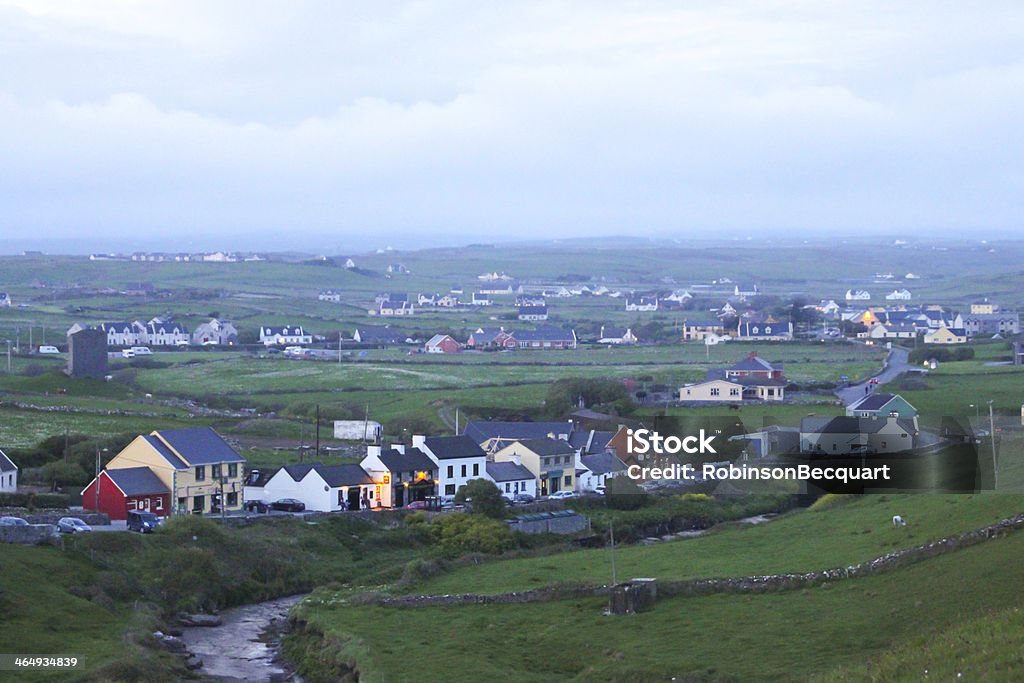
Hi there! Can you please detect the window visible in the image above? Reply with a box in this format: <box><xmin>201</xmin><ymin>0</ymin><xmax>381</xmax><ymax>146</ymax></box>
<box><xmin>711</xmin><ymin>387</ymin><xmax>720</xmax><ymax>397</ymax></box>
<box><xmin>461</xmin><ymin>464</ymin><xmax>467</xmax><ymax>478</ymax></box>
<box><xmin>730</xmin><ymin>388</ymin><xmax>739</xmax><ymax>396</ymax></box>
<box><xmin>564</xmin><ymin>475</ymin><xmax>572</xmax><ymax>486</ymax></box>
<box><xmin>195</xmin><ymin>466</ymin><xmax>206</xmax><ymax>481</ymax></box>
<box><xmin>564</xmin><ymin>456</ymin><xmax>570</xmax><ymax>464</ymax></box>
<box><xmin>155</xmin><ymin>498</ymin><xmax>163</xmax><ymax>511</ymax></box>
<box><xmin>193</xmin><ymin>495</ymin><xmax>205</xmax><ymax>512</ymax></box>
<box><xmin>445</xmin><ymin>484</ymin><xmax>456</xmax><ymax>496</ymax></box>
<box><xmin>228</xmin><ymin>463</ymin><xmax>238</xmax><ymax>478</ymax></box>
<box><xmin>127</xmin><ymin>499</ymin><xmax>137</xmax><ymax>510</ymax></box>
<box><xmin>227</xmin><ymin>492</ymin><xmax>238</xmax><ymax>507</ymax></box>
<box><xmin>505</xmin><ymin>483</ymin><xmax>511</xmax><ymax>492</ymax></box>
<box><xmin>447</xmin><ymin>465</ymin><xmax>454</xmax><ymax>478</ymax></box>
<box><xmin>211</xmin><ymin>464</ymin><xmax>222</xmax><ymax>479</ymax></box>
<box><xmin>472</xmin><ymin>463</ymin><xmax>479</xmax><ymax>476</ymax></box>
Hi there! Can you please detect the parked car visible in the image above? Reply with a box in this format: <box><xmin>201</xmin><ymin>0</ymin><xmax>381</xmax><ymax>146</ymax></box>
<box><xmin>0</xmin><ymin>516</ymin><xmax>29</xmax><ymax>526</ymax></box>
<box><xmin>594</xmin><ymin>485</ymin><xmax>607</xmax><ymax>496</ymax></box>
<box><xmin>405</xmin><ymin>500</ymin><xmax>429</xmax><ymax>510</ymax></box>
<box><xmin>244</xmin><ymin>500</ymin><xmax>270</xmax><ymax>513</ymax></box>
<box><xmin>270</xmin><ymin>498</ymin><xmax>306</xmax><ymax>512</ymax></box>
<box><xmin>37</xmin><ymin>345</ymin><xmax>60</xmax><ymax>354</ymax></box>
<box><xmin>126</xmin><ymin>510</ymin><xmax>162</xmax><ymax>533</ymax></box>
<box><xmin>57</xmin><ymin>517</ymin><xmax>92</xmax><ymax>533</ymax></box>
<box><xmin>549</xmin><ymin>490</ymin><xmax>578</xmax><ymax>500</ymax></box>
<box><xmin>511</xmin><ymin>493</ymin><xmax>535</xmax><ymax>505</ymax></box>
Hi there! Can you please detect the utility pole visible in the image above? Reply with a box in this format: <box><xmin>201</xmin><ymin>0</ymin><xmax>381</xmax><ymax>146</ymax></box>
<box><xmin>94</xmin><ymin>448</ymin><xmax>101</xmax><ymax>512</ymax></box>
<box><xmin>6</xmin><ymin>341</ymin><xmax>10</xmax><ymax>372</ymax></box>
<box><xmin>455</xmin><ymin>407</ymin><xmax>460</xmax><ymax>435</ymax></box>
<box><xmin>28</xmin><ymin>326</ymin><xmax>32</xmax><ymax>353</ymax></box>
<box><xmin>315</xmin><ymin>404</ymin><xmax>321</xmax><ymax>459</ymax></box>
<box><xmin>338</xmin><ymin>332</ymin><xmax>342</xmax><ymax>365</ymax></box>
<box><xmin>989</xmin><ymin>400</ymin><xmax>997</xmax><ymax>490</ymax></box>
<box><xmin>609</xmin><ymin>520</ymin><xmax>618</xmax><ymax>586</ymax></box>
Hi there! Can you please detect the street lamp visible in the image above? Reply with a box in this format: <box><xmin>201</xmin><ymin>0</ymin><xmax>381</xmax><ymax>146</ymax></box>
<box><xmin>969</xmin><ymin>403</ymin><xmax>979</xmax><ymax>419</ymax></box>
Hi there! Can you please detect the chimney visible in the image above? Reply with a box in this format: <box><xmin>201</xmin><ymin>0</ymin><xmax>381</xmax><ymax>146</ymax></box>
<box><xmin>393</xmin><ymin>444</ymin><xmax>406</xmax><ymax>454</ymax></box>
<box><xmin>412</xmin><ymin>434</ymin><xmax>426</xmax><ymax>449</ymax></box>
<box><xmin>366</xmin><ymin>445</ymin><xmax>381</xmax><ymax>459</ymax></box>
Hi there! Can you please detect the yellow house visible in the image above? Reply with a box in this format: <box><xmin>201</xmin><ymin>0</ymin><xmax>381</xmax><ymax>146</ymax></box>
<box><xmin>923</xmin><ymin>327</ymin><xmax>968</xmax><ymax>345</ymax></box>
<box><xmin>105</xmin><ymin>427</ymin><xmax>247</xmax><ymax>515</ymax></box>
<box><xmin>492</xmin><ymin>437</ymin><xmax>576</xmax><ymax>496</ymax></box>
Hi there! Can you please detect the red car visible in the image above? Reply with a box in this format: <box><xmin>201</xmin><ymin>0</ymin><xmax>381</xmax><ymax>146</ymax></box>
<box><xmin>405</xmin><ymin>500</ymin><xmax>429</xmax><ymax>510</ymax></box>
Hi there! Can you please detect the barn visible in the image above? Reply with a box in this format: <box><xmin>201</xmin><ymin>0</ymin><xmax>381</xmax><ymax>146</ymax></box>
<box><xmin>81</xmin><ymin>467</ymin><xmax>171</xmax><ymax>520</ymax></box>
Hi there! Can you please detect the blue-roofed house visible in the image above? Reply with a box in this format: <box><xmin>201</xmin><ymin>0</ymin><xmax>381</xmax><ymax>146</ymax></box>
<box><xmin>463</xmin><ymin>420</ymin><xmax>575</xmax><ymax>453</ymax></box>
<box><xmin>99</xmin><ymin>427</ymin><xmax>247</xmax><ymax>515</ymax></box>
<box><xmin>81</xmin><ymin>466</ymin><xmax>171</xmax><ymax>520</ymax></box>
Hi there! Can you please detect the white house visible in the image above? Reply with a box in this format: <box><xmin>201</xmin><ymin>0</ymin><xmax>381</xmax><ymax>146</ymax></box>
<box><xmin>319</xmin><ymin>290</ymin><xmax>342</xmax><ymax>302</ymax></box>
<box><xmin>576</xmin><ymin>452</ymin><xmax>627</xmax><ymax>492</ymax></box>
<box><xmin>485</xmin><ymin>461</ymin><xmax>537</xmax><ymax>501</ymax></box>
<box><xmin>471</xmin><ymin>292</ymin><xmax>492</xmax><ymax>306</ymax></box>
<box><xmin>885</xmin><ymin>289</ymin><xmax>912</xmax><ymax>301</ymax></box>
<box><xmin>517</xmin><ymin>305</ymin><xmax>548</xmax><ymax>321</ymax></box>
<box><xmin>360</xmin><ymin>445</ymin><xmax>438</xmax><ymax>508</ymax></box>
<box><xmin>259</xmin><ymin>326</ymin><xmax>313</xmax><ymax>346</ymax></box>
<box><xmin>100</xmin><ymin>322</ymin><xmax>145</xmax><ymax>347</ymax></box>
<box><xmin>414</xmin><ymin>435</ymin><xmax>487</xmax><ymax>497</ymax></box>
<box><xmin>145</xmin><ymin>320</ymin><xmax>190</xmax><ymax>346</ymax></box>
<box><xmin>344</xmin><ymin>258</ymin><xmax>357</xmax><ymax>269</ymax></box>
<box><xmin>597</xmin><ymin>326</ymin><xmax>638</xmax><ymax>345</ymax></box>
<box><xmin>625</xmin><ymin>296</ymin><xmax>658</xmax><ymax>312</ymax></box>
<box><xmin>254</xmin><ymin>463</ymin><xmax>376</xmax><ymax>512</ymax></box>
<box><xmin>846</xmin><ymin>289</ymin><xmax>871</xmax><ymax>301</ymax></box>
<box><xmin>0</xmin><ymin>292</ymin><xmax>11</xmax><ymax>307</ymax></box>
<box><xmin>0</xmin><ymin>449</ymin><xmax>17</xmax><ymax>492</ymax></box>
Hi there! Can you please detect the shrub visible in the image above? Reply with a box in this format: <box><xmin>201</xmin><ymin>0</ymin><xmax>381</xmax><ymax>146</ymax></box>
<box><xmin>454</xmin><ymin>479</ymin><xmax>506</xmax><ymax>519</ymax></box>
<box><xmin>427</xmin><ymin>514</ymin><xmax>515</xmax><ymax>557</ymax></box>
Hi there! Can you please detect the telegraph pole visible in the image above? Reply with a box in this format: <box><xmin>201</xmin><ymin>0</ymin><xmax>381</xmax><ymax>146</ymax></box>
<box><xmin>315</xmin><ymin>404</ymin><xmax>321</xmax><ymax>458</ymax></box>
<box><xmin>609</xmin><ymin>520</ymin><xmax>618</xmax><ymax>586</ymax></box>
<box><xmin>989</xmin><ymin>400</ymin><xmax>997</xmax><ymax>490</ymax></box>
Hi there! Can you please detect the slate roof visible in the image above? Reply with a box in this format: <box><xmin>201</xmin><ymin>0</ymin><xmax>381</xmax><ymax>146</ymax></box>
<box><xmin>261</xmin><ymin>326</ymin><xmax>307</xmax><ymax>336</ymax></box>
<box><xmin>281</xmin><ymin>463</ymin><xmax>374</xmax><ymax>487</ymax></box>
<box><xmin>464</xmin><ymin>420</ymin><xmax>574</xmax><ymax>444</ymax></box>
<box><xmin>486</xmin><ymin>461</ymin><xmax>535</xmax><ymax>482</ymax></box>
<box><xmin>379</xmin><ymin>448</ymin><xmax>436</xmax><ymax>473</ymax></box>
<box><xmin>568</xmin><ymin>430</ymin><xmax>615</xmax><ymax>454</ymax></box>
<box><xmin>142</xmin><ymin>434</ymin><xmax>188</xmax><ymax>469</ymax></box>
<box><xmin>580</xmin><ymin>452</ymin><xmax>627</xmax><ymax>475</ymax></box>
<box><xmin>728</xmin><ymin>355</ymin><xmax>777</xmax><ymax>373</ymax></box>
<box><xmin>106</xmin><ymin>466</ymin><xmax>169</xmax><ymax>495</ymax></box>
<box><xmin>0</xmin><ymin>449</ymin><xmax>17</xmax><ymax>472</ymax></box>
<box><xmin>355</xmin><ymin>325</ymin><xmax>403</xmax><ymax>343</ymax></box>
<box><xmin>422</xmin><ymin>435</ymin><xmax>486</xmax><ymax>460</ymax></box>
<box><xmin>154</xmin><ymin>427</ymin><xmax>246</xmax><ymax>465</ymax></box>
<box><xmin>802</xmin><ymin>416</ymin><xmax>916</xmax><ymax>435</ymax></box>
<box><xmin>517</xmin><ymin>305</ymin><xmax>548</xmax><ymax>316</ymax></box>
<box><xmin>848</xmin><ymin>393</ymin><xmax>897</xmax><ymax>411</ymax></box>
<box><xmin>511</xmin><ymin>327</ymin><xmax>575</xmax><ymax>342</ymax></box>
<box><xmin>515</xmin><ymin>437</ymin><xmax>577</xmax><ymax>456</ymax></box>
<box><xmin>598</xmin><ymin>326</ymin><xmax>628</xmax><ymax>338</ymax></box>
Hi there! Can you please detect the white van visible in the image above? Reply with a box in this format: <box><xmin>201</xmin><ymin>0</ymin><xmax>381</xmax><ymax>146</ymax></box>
<box><xmin>38</xmin><ymin>345</ymin><xmax>60</xmax><ymax>354</ymax></box>
<box><xmin>130</xmin><ymin>347</ymin><xmax>153</xmax><ymax>355</ymax></box>
<box><xmin>121</xmin><ymin>349</ymin><xmax>136</xmax><ymax>358</ymax></box>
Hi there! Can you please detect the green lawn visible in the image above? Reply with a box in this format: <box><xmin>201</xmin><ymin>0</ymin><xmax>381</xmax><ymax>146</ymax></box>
<box><xmin>410</xmin><ymin>494</ymin><xmax>1023</xmax><ymax>596</ymax></box>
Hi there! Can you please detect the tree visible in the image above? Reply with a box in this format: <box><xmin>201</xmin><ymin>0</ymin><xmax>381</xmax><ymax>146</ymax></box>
<box><xmin>454</xmin><ymin>479</ymin><xmax>506</xmax><ymax>518</ymax></box>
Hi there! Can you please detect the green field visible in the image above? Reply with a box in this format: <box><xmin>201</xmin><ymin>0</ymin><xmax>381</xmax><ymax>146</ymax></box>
<box><xmin>406</xmin><ymin>494</ymin><xmax>1023</xmax><ymax>596</ymax></box>
<box><xmin>291</xmin><ymin>506</ymin><xmax>1024</xmax><ymax>682</ymax></box>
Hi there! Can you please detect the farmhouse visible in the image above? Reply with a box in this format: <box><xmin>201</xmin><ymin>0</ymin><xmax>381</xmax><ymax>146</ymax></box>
<box><xmin>516</xmin><ymin>295</ymin><xmax>546</xmax><ymax>307</ymax></box>
<box><xmin>597</xmin><ymin>326</ymin><xmax>637</xmax><ymax>345</ymax></box>
<box><xmin>466</xmin><ymin>326</ymin><xmax>511</xmax><ymax>349</ymax></box>
<box><xmin>492</xmin><ymin>437</ymin><xmax>577</xmax><ymax>496</ymax></box>
<box><xmin>252</xmin><ymin>463</ymin><xmax>375</xmax><ymax>512</ymax></box>
<box><xmin>376</xmin><ymin>300</ymin><xmax>414</xmax><ymax>316</ymax></box>
<box><xmin>953</xmin><ymin>310</ymin><xmax>1020</xmax><ymax>337</ymax></box>
<box><xmin>97</xmin><ymin>427</ymin><xmax>247</xmax><ymax>515</ymax></box>
<box><xmin>81</xmin><ymin>467</ymin><xmax>171</xmax><ymax>520</ymax></box>
<box><xmin>625</xmin><ymin>295</ymin><xmax>658</xmax><ymax>312</ymax></box>
<box><xmin>100</xmin><ymin>321</ymin><xmax>145</xmax><ymax>346</ymax></box>
<box><xmin>846</xmin><ymin>290</ymin><xmax>871</xmax><ymax>301</ymax></box>
<box><xmin>885</xmin><ymin>289</ymin><xmax>912</xmax><ymax>301</ymax></box>
<box><xmin>471</xmin><ymin>292</ymin><xmax>492</xmax><ymax>306</ymax></box>
<box><xmin>734</xmin><ymin>284</ymin><xmax>760</xmax><ymax>298</ymax></box>
<box><xmin>679</xmin><ymin>378</ymin><xmax>744</xmax><ymax>402</ymax></box>
<box><xmin>260</xmin><ymin>325</ymin><xmax>312</xmax><ymax>346</ymax></box>
<box><xmin>724</xmin><ymin>352</ymin><xmax>784</xmax><ymax>380</ymax></box>
<box><xmin>425</xmin><ymin>334</ymin><xmax>461</xmax><ymax>354</ymax></box>
<box><xmin>318</xmin><ymin>290</ymin><xmax>342</xmax><ymax>302</ymax></box>
<box><xmin>0</xmin><ymin>449</ymin><xmax>18</xmax><ymax>492</ymax></box>
<box><xmin>360</xmin><ymin>445</ymin><xmax>438</xmax><ymax>508</ymax></box>
<box><xmin>414</xmin><ymin>435</ymin><xmax>487</xmax><ymax>497</ymax></box>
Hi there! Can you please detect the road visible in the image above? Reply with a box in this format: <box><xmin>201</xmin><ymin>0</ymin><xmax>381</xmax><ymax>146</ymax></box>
<box><xmin>834</xmin><ymin>345</ymin><xmax>910</xmax><ymax>405</ymax></box>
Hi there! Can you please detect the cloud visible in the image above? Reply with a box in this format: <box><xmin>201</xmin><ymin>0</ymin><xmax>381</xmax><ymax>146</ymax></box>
<box><xmin>0</xmin><ymin>1</ymin><xmax>1022</xmax><ymax>244</ymax></box>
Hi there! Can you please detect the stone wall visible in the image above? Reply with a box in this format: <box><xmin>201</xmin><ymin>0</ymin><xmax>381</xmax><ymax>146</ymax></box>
<box><xmin>375</xmin><ymin>511</ymin><xmax>1024</xmax><ymax>609</ymax></box>
<box><xmin>0</xmin><ymin>524</ymin><xmax>59</xmax><ymax>545</ymax></box>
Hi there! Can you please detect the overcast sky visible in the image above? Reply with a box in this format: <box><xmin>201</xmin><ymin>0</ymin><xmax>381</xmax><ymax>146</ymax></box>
<box><xmin>1</xmin><ymin>1</ymin><xmax>1022</xmax><ymax>251</ymax></box>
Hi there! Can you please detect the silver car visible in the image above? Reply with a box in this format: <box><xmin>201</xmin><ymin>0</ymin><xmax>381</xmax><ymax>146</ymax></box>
<box><xmin>57</xmin><ymin>517</ymin><xmax>92</xmax><ymax>533</ymax></box>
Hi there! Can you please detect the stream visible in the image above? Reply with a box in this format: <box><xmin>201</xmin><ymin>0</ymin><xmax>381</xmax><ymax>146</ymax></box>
<box><xmin>180</xmin><ymin>594</ymin><xmax>304</xmax><ymax>682</ymax></box>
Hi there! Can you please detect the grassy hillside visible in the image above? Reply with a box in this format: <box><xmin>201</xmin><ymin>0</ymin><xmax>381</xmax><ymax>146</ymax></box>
<box><xmin>291</xmin><ymin>517</ymin><xmax>1024</xmax><ymax>682</ymax></box>
<box><xmin>409</xmin><ymin>494</ymin><xmax>1023</xmax><ymax>596</ymax></box>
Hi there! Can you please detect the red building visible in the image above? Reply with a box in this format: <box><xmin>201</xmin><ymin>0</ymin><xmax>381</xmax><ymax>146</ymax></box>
<box><xmin>424</xmin><ymin>334</ymin><xmax>461</xmax><ymax>354</ymax></box>
<box><xmin>81</xmin><ymin>467</ymin><xmax>171</xmax><ymax>520</ymax></box>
